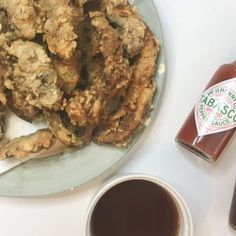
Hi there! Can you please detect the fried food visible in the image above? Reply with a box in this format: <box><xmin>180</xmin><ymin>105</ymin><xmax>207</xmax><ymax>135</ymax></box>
<box><xmin>0</xmin><ymin>64</ymin><xmax>6</xmax><ymax>106</ymax></box>
<box><xmin>0</xmin><ymin>30</ymin><xmax>12</xmax><ymax>138</ymax></box>
<box><xmin>54</xmin><ymin>23</ymin><xmax>104</xmax><ymax>145</ymax></box>
<box><xmin>96</xmin><ymin>30</ymin><xmax>159</xmax><ymax>145</ymax></box>
<box><xmin>0</xmin><ymin>105</ymin><xmax>4</xmax><ymax>140</ymax></box>
<box><xmin>0</xmin><ymin>0</ymin><xmax>83</xmax><ymax>59</ymax></box>
<box><xmin>65</xmin><ymin>89</ymin><xmax>102</xmax><ymax>127</ymax></box>
<box><xmin>0</xmin><ymin>32</ymin><xmax>15</xmax><ymax>106</ymax></box>
<box><xmin>0</xmin><ymin>0</ymin><xmax>43</xmax><ymax>39</ymax></box>
<box><xmin>7</xmin><ymin>90</ymin><xmax>41</xmax><ymax>122</ymax></box>
<box><xmin>0</xmin><ymin>33</ymin><xmax>40</xmax><ymax>121</ymax></box>
<box><xmin>46</xmin><ymin>59</ymin><xmax>103</xmax><ymax>147</ymax></box>
<box><xmin>101</xmin><ymin>0</ymin><xmax>146</xmax><ymax>57</ymax></box>
<box><xmin>0</xmin><ymin>129</ymin><xmax>55</xmax><ymax>160</ymax></box>
<box><xmin>65</xmin><ymin>58</ymin><xmax>104</xmax><ymax>126</ymax></box>
<box><xmin>44</xmin><ymin>110</ymin><xmax>93</xmax><ymax>147</ymax></box>
<box><xmin>5</xmin><ymin>40</ymin><xmax>62</xmax><ymax>110</ymax></box>
<box><xmin>53</xmin><ymin>53</ymin><xmax>81</xmax><ymax>94</ymax></box>
<box><xmin>61</xmin><ymin>12</ymin><xmax>131</xmax><ymax>144</ymax></box>
<box><xmin>60</xmin><ymin>12</ymin><xmax>131</xmax><ymax>144</ymax></box>
<box><xmin>35</xmin><ymin>0</ymin><xmax>83</xmax><ymax>60</ymax></box>
<box><xmin>0</xmin><ymin>64</ymin><xmax>6</xmax><ymax>141</ymax></box>
<box><xmin>0</xmin><ymin>0</ymin><xmax>160</xmax><ymax>160</ymax></box>
<box><xmin>89</xmin><ymin>11</ymin><xmax>130</xmax><ymax>100</ymax></box>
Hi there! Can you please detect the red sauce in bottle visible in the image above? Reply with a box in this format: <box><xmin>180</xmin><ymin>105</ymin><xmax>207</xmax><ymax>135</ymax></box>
<box><xmin>176</xmin><ymin>62</ymin><xmax>236</xmax><ymax>162</ymax></box>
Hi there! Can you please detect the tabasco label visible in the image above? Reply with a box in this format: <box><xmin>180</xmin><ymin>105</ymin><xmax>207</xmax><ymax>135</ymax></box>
<box><xmin>195</xmin><ymin>78</ymin><xmax>236</xmax><ymax>136</ymax></box>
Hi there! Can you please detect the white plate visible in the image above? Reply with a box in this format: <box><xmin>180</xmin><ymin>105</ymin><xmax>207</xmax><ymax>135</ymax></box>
<box><xmin>0</xmin><ymin>0</ymin><xmax>166</xmax><ymax>197</ymax></box>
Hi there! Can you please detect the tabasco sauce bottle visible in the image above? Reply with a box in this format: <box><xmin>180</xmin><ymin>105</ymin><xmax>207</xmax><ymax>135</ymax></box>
<box><xmin>176</xmin><ymin>62</ymin><xmax>236</xmax><ymax>162</ymax></box>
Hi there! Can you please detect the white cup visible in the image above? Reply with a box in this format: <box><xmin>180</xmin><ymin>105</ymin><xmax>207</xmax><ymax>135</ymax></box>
<box><xmin>85</xmin><ymin>174</ymin><xmax>193</xmax><ymax>236</ymax></box>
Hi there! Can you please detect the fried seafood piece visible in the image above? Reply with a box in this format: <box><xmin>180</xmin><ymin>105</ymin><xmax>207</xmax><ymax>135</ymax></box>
<box><xmin>101</xmin><ymin>0</ymin><xmax>146</xmax><ymax>57</ymax></box>
<box><xmin>44</xmin><ymin>110</ymin><xmax>93</xmax><ymax>148</ymax></box>
<box><xmin>89</xmin><ymin>11</ymin><xmax>130</xmax><ymax>100</ymax></box>
<box><xmin>62</xmin><ymin>12</ymin><xmax>131</xmax><ymax>144</ymax></box>
<box><xmin>65</xmin><ymin>58</ymin><xmax>104</xmax><ymax>126</ymax></box>
<box><xmin>53</xmin><ymin>53</ymin><xmax>81</xmax><ymax>94</ymax></box>
<box><xmin>64</xmin><ymin>12</ymin><xmax>131</xmax><ymax>131</ymax></box>
<box><xmin>7</xmin><ymin>90</ymin><xmax>41</xmax><ymax>122</ymax></box>
<box><xmin>0</xmin><ymin>32</ymin><xmax>13</xmax><ymax>136</ymax></box>
<box><xmin>46</xmin><ymin>60</ymin><xmax>104</xmax><ymax>147</ymax></box>
<box><xmin>0</xmin><ymin>65</ymin><xmax>6</xmax><ymax>140</ymax></box>
<box><xmin>0</xmin><ymin>129</ymin><xmax>55</xmax><ymax>160</ymax></box>
<box><xmin>0</xmin><ymin>45</ymin><xmax>9</xmax><ymax>141</ymax></box>
<box><xmin>0</xmin><ymin>105</ymin><xmax>4</xmax><ymax>140</ymax></box>
<box><xmin>5</xmin><ymin>40</ymin><xmax>62</xmax><ymax>110</ymax></box>
<box><xmin>0</xmin><ymin>0</ymin><xmax>43</xmax><ymax>39</ymax></box>
<box><xmin>0</xmin><ymin>0</ymin><xmax>83</xmax><ymax>59</ymax></box>
<box><xmin>96</xmin><ymin>30</ymin><xmax>159</xmax><ymax>145</ymax></box>
<box><xmin>0</xmin><ymin>64</ymin><xmax>7</xmax><ymax>106</ymax></box>
<box><xmin>46</xmin><ymin>58</ymin><xmax>105</xmax><ymax>147</ymax></box>
<box><xmin>0</xmin><ymin>33</ymin><xmax>40</xmax><ymax>121</ymax></box>
<box><xmin>65</xmin><ymin>90</ymin><xmax>102</xmax><ymax>126</ymax></box>
<box><xmin>35</xmin><ymin>0</ymin><xmax>83</xmax><ymax>60</ymax></box>
<box><xmin>0</xmin><ymin>31</ymin><xmax>16</xmax><ymax>106</ymax></box>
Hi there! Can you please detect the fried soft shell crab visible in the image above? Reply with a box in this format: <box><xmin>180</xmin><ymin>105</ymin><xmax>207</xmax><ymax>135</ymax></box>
<box><xmin>0</xmin><ymin>0</ymin><xmax>159</xmax><ymax>160</ymax></box>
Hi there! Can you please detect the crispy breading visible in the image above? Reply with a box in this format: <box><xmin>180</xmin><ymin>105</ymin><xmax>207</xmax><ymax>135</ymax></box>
<box><xmin>96</xmin><ymin>30</ymin><xmax>159</xmax><ymax>145</ymax></box>
<box><xmin>5</xmin><ymin>40</ymin><xmax>63</xmax><ymax>110</ymax></box>
<box><xmin>65</xmin><ymin>58</ymin><xmax>104</xmax><ymax>127</ymax></box>
<box><xmin>7</xmin><ymin>90</ymin><xmax>41</xmax><ymax>122</ymax></box>
<box><xmin>89</xmin><ymin>11</ymin><xmax>130</xmax><ymax>99</ymax></box>
<box><xmin>60</xmin><ymin>16</ymin><xmax>104</xmax><ymax>144</ymax></box>
<box><xmin>0</xmin><ymin>0</ymin><xmax>44</xmax><ymax>39</ymax></box>
<box><xmin>0</xmin><ymin>65</ymin><xmax>6</xmax><ymax>106</ymax></box>
<box><xmin>49</xmin><ymin>59</ymin><xmax>104</xmax><ymax>147</ymax></box>
<box><xmin>63</xmin><ymin>12</ymin><xmax>131</xmax><ymax>143</ymax></box>
<box><xmin>44</xmin><ymin>110</ymin><xmax>93</xmax><ymax>148</ymax></box>
<box><xmin>35</xmin><ymin>0</ymin><xmax>83</xmax><ymax>60</ymax></box>
<box><xmin>53</xmin><ymin>52</ymin><xmax>81</xmax><ymax>94</ymax></box>
<box><xmin>101</xmin><ymin>0</ymin><xmax>146</xmax><ymax>57</ymax></box>
<box><xmin>0</xmin><ymin>31</ymin><xmax>15</xmax><ymax>106</ymax></box>
<box><xmin>0</xmin><ymin>63</ymin><xmax>6</xmax><ymax>140</ymax></box>
<box><xmin>0</xmin><ymin>35</ymin><xmax>9</xmax><ymax>106</ymax></box>
<box><xmin>0</xmin><ymin>0</ymin><xmax>159</xmax><ymax>157</ymax></box>
<box><xmin>65</xmin><ymin>90</ymin><xmax>102</xmax><ymax>127</ymax></box>
<box><xmin>1</xmin><ymin>0</ymin><xmax>83</xmax><ymax>60</ymax></box>
<box><xmin>65</xmin><ymin>12</ymin><xmax>131</xmax><ymax>130</ymax></box>
<box><xmin>0</xmin><ymin>105</ymin><xmax>4</xmax><ymax>140</ymax></box>
<box><xmin>0</xmin><ymin>129</ymin><xmax>55</xmax><ymax>160</ymax></box>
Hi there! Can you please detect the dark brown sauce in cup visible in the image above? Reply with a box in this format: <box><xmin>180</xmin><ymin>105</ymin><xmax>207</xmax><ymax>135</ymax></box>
<box><xmin>90</xmin><ymin>180</ymin><xmax>180</xmax><ymax>236</ymax></box>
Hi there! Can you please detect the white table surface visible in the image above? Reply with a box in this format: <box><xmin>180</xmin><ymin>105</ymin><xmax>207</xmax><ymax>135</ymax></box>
<box><xmin>1</xmin><ymin>0</ymin><xmax>236</xmax><ymax>235</ymax></box>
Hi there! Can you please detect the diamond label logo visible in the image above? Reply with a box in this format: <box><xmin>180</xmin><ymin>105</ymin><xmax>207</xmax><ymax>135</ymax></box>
<box><xmin>195</xmin><ymin>78</ymin><xmax>236</xmax><ymax>136</ymax></box>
